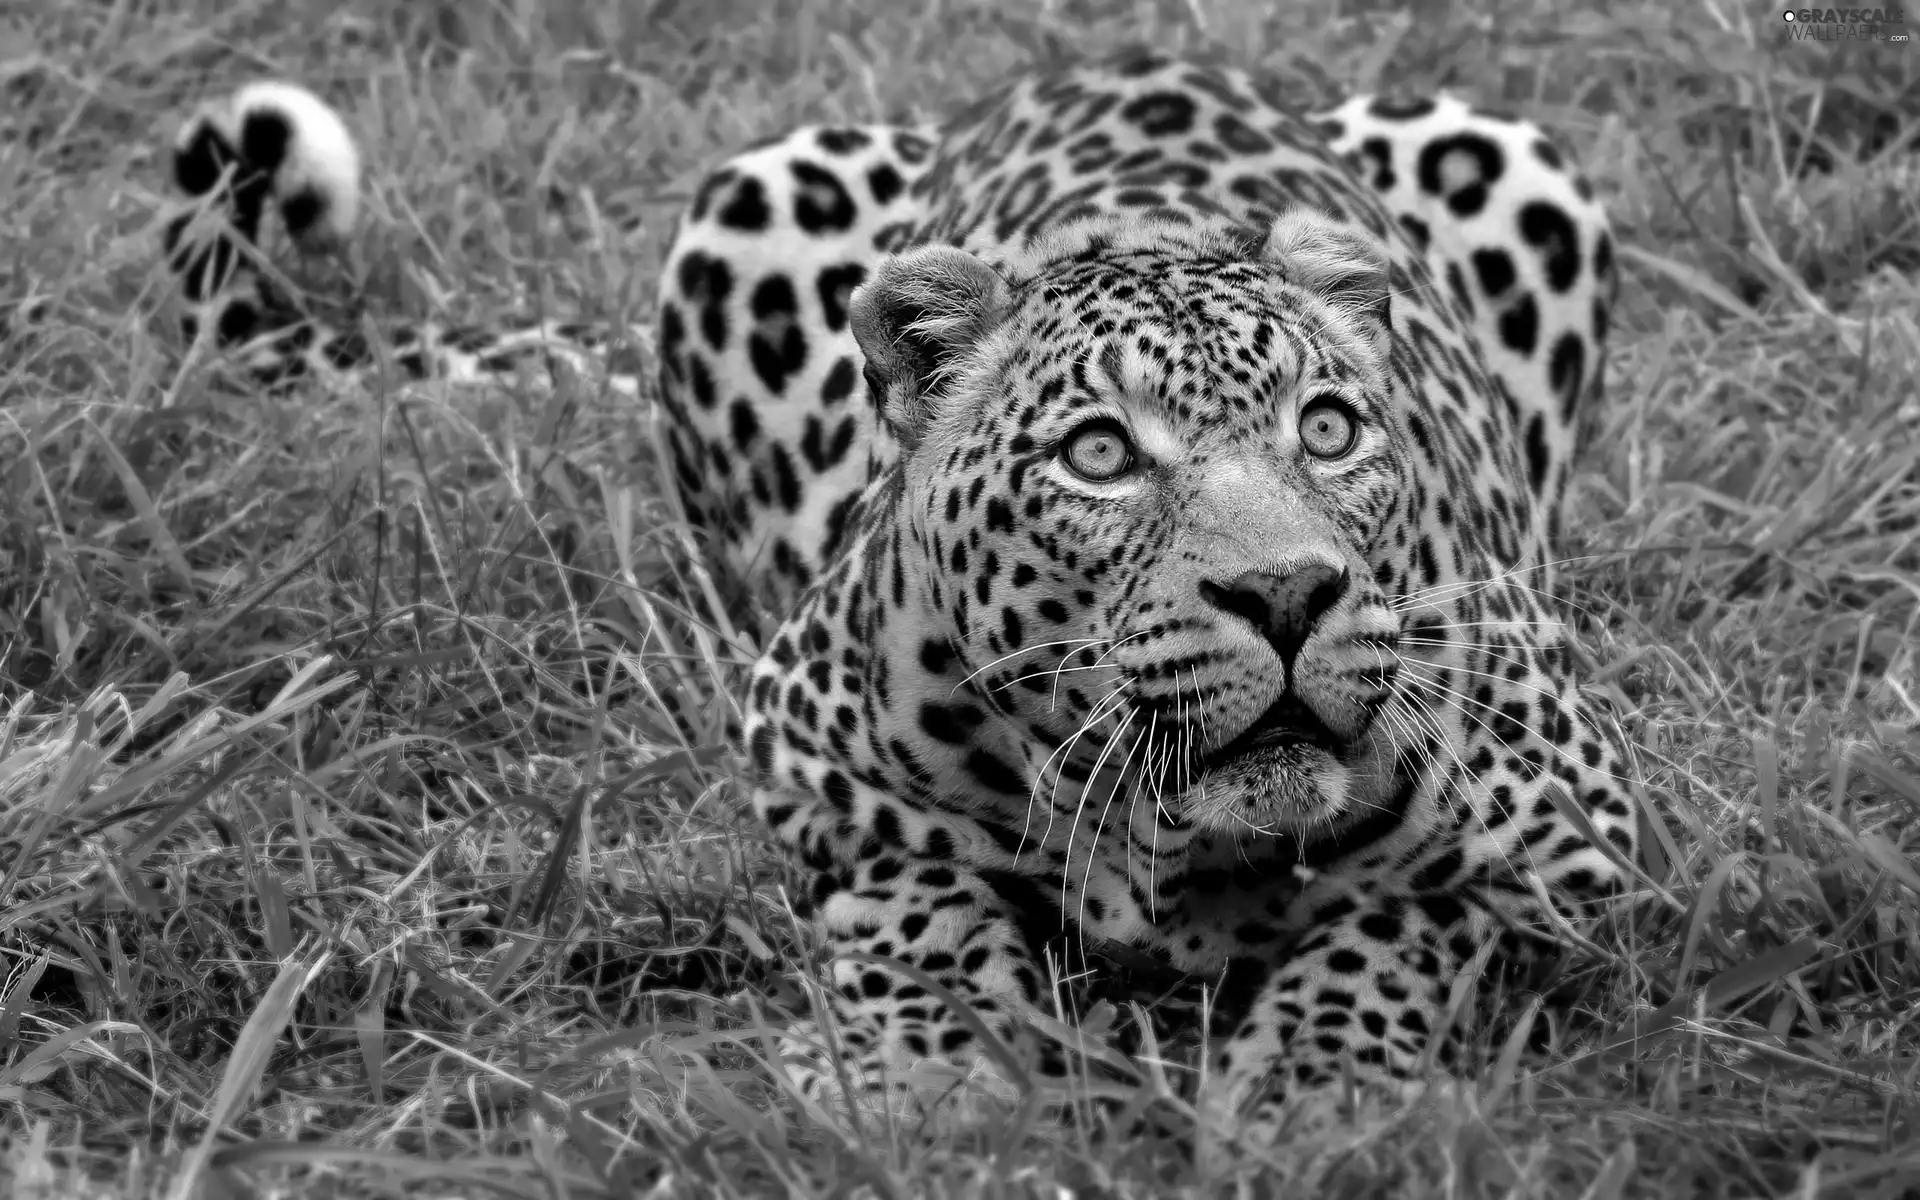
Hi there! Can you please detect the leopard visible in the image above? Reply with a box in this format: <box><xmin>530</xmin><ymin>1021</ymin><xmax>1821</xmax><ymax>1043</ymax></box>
<box><xmin>158</xmin><ymin>48</ymin><xmax>1637</xmax><ymax>1144</ymax></box>
<box><xmin>653</xmin><ymin>47</ymin><xmax>1638</xmax><ymax>1139</ymax></box>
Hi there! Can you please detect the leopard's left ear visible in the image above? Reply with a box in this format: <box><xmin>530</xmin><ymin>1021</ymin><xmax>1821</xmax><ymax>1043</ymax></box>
<box><xmin>1256</xmin><ymin>208</ymin><xmax>1391</xmax><ymax>345</ymax></box>
<box><xmin>850</xmin><ymin>245</ymin><xmax>1012</xmax><ymax>452</ymax></box>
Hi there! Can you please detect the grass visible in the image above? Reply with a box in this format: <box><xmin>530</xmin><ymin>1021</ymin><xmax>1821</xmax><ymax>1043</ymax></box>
<box><xmin>2</xmin><ymin>0</ymin><xmax>1918</xmax><ymax>1195</ymax></box>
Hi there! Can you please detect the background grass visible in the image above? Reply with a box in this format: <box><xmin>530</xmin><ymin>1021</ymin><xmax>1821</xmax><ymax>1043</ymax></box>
<box><xmin>2</xmin><ymin>0</ymin><xmax>1919</xmax><ymax>1196</ymax></box>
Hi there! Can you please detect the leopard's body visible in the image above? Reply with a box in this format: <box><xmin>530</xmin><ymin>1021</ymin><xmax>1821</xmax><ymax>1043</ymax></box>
<box><xmin>164</xmin><ymin>49</ymin><xmax>1635</xmax><ymax>1138</ymax></box>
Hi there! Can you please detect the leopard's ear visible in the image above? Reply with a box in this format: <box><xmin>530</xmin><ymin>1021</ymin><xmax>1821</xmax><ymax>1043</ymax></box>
<box><xmin>850</xmin><ymin>245</ymin><xmax>1011</xmax><ymax>452</ymax></box>
<box><xmin>1258</xmin><ymin>208</ymin><xmax>1391</xmax><ymax>343</ymax></box>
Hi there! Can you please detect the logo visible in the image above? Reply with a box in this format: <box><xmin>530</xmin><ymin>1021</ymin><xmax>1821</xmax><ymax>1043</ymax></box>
<box><xmin>1782</xmin><ymin>7</ymin><xmax>1910</xmax><ymax>40</ymax></box>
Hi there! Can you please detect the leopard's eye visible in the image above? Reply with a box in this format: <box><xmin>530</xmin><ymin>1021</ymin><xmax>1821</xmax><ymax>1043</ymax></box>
<box><xmin>1299</xmin><ymin>398</ymin><xmax>1360</xmax><ymax>459</ymax></box>
<box><xmin>1061</xmin><ymin>419</ymin><xmax>1135</xmax><ymax>481</ymax></box>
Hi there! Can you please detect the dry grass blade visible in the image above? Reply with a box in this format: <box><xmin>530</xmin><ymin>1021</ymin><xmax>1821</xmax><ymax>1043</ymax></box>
<box><xmin>1617</xmin><ymin>243</ymin><xmax>1762</xmax><ymax>322</ymax></box>
<box><xmin>1577</xmin><ymin>1143</ymin><xmax>1637</xmax><ymax>1200</ymax></box>
<box><xmin>0</xmin><ymin>1020</ymin><xmax>145</xmax><ymax>1092</ymax></box>
<box><xmin>166</xmin><ymin>948</ymin><xmax>334</xmax><ymax>1200</ymax></box>
<box><xmin>81</xmin><ymin>415</ymin><xmax>195</xmax><ymax>592</ymax></box>
<box><xmin>1699</xmin><ymin>937</ymin><xmax>1821</xmax><ymax>1009</ymax></box>
<box><xmin>209</xmin><ymin>1142</ymin><xmax>553</xmax><ymax>1198</ymax></box>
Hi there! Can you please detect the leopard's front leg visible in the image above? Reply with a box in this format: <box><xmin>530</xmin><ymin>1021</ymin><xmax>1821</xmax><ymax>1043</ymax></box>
<box><xmin>761</xmin><ymin>787</ymin><xmax>1059</xmax><ymax>1125</ymax></box>
<box><xmin>1202</xmin><ymin>886</ymin><xmax>1478</xmax><ymax>1140</ymax></box>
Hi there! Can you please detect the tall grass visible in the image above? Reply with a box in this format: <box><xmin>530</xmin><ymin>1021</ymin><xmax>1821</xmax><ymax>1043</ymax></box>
<box><xmin>2</xmin><ymin>0</ymin><xmax>1917</xmax><ymax>1195</ymax></box>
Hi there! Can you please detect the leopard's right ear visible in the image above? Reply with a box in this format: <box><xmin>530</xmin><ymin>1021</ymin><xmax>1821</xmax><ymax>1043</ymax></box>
<box><xmin>1256</xmin><ymin>207</ymin><xmax>1391</xmax><ymax>349</ymax></box>
<box><xmin>849</xmin><ymin>245</ymin><xmax>1011</xmax><ymax>452</ymax></box>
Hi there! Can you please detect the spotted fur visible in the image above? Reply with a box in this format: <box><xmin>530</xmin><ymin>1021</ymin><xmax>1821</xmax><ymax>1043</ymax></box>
<box><xmin>656</xmin><ymin>49</ymin><xmax>1634</xmax><ymax>1137</ymax></box>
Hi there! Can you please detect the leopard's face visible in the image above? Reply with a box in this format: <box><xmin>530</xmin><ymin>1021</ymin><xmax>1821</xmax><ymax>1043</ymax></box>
<box><xmin>866</xmin><ymin>214</ymin><xmax>1419</xmax><ymax>836</ymax></box>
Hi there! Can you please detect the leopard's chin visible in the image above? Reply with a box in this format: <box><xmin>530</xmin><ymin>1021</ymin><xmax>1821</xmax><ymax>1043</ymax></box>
<box><xmin>1178</xmin><ymin>694</ymin><xmax>1382</xmax><ymax>837</ymax></box>
<box><xmin>1177</xmin><ymin>740</ymin><xmax>1355</xmax><ymax>837</ymax></box>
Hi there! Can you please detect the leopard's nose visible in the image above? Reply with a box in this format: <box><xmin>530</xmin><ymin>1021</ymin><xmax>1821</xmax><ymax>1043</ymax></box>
<box><xmin>1199</xmin><ymin>563</ymin><xmax>1349</xmax><ymax>664</ymax></box>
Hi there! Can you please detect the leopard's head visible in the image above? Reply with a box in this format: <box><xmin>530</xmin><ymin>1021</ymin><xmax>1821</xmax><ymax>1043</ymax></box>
<box><xmin>852</xmin><ymin>208</ymin><xmax>1430</xmax><ymax>837</ymax></box>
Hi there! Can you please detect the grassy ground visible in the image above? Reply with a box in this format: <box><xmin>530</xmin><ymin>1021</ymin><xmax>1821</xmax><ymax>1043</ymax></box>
<box><xmin>3</xmin><ymin>0</ymin><xmax>1919</xmax><ymax>1195</ymax></box>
